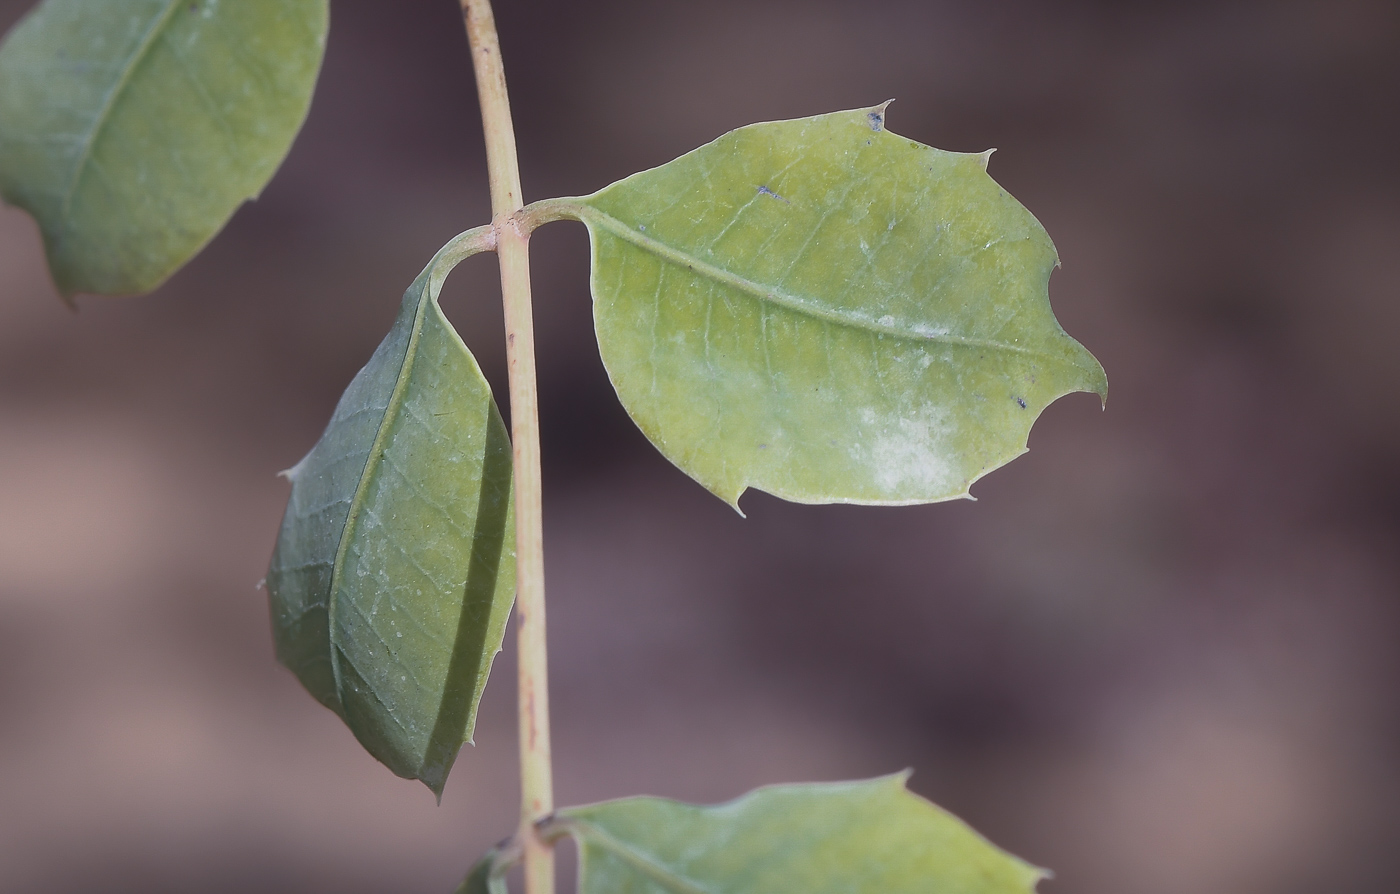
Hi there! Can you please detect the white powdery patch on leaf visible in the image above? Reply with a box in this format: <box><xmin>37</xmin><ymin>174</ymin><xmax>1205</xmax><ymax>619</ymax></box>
<box><xmin>859</xmin><ymin>404</ymin><xmax>955</xmax><ymax>496</ymax></box>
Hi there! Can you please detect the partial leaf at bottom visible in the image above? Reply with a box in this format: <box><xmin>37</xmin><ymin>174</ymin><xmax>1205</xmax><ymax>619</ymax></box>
<box><xmin>455</xmin><ymin>846</ymin><xmax>514</xmax><ymax>894</ymax></box>
<box><xmin>266</xmin><ymin>229</ymin><xmax>514</xmax><ymax>797</ymax></box>
<box><xmin>556</xmin><ymin>773</ymin><xmax>1046</xmax><ymax>894</ymax></box>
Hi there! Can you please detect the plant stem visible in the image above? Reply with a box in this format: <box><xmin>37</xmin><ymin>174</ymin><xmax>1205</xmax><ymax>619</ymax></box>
<box><xmin>459</xmin><ymin>3</ymin><xmax>554</xmax><ymax>894</ymax></box>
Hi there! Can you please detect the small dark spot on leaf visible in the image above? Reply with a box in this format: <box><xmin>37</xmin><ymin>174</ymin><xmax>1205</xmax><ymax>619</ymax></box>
<box><xmin>756</xmin><ymin>185</ymin><xmax>790</xmax><ymax>204</ymax></box>
<box><xmin>865</xmin><ymin>140</ymin><xmax>872</xmax><ymax>146</ymax></box>
<box><xmin>867</xmin><ymin>110</ymin><xmax>884</xmax><ymax>131</ymax></box>
<box><xmin>1015</xmin><ymin>396</ymin><xmax>1027</xmax><ymax>409</ymax></box>
<box><xmin>757</xmin><ymin>443</ymin><xmax>769</xmax><ymax>450</ymax></box>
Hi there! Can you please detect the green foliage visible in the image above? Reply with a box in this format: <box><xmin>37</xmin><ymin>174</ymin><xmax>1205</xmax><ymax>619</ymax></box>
<box><xmin>536</xmin><ymin>774</ymin><xmax>1044</xmax><ymax>894</ymax></box>
<box><xmin>267</xmin><ymin>228</ymin><xmax>515</xmax><ymax>798</ymax></box>
<box><xmin>572</xmin><ymin>106</ymin><xmax>1106</xmax><ymax>508</ymax></box>
<box><xmin>457</xmin><ymin>845</ymin><xmax>511</xmax><ymax>894</ymax></box>
<box><xmin>0</xmin><ymin>0</ymin><xmax>327</xmax><ymax>297</ymax></box>
<box><xmin>2</xmin><ymin>5</ymin><xmax>1109</xmax><ymax>890</ymax></box>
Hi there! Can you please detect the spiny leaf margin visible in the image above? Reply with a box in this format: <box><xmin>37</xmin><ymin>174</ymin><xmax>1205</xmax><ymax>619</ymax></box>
<box><xmin>570</xmin><ymin>105</ymin><xmax>1106</xmax><ymax>509</ymax></box>
<box><xmin>267</xmin><ymin>227</ymin><xmax>514</xmax><ymax>797</ymax></box>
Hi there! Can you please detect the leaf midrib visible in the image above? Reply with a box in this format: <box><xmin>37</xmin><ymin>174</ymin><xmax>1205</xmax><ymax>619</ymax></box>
<box><xmin>61</xmin><ymin>0</ymin><xmax>183</xmax><ymax>216</ymax></box>
<box><xmin>569</xmin><ymin>820</ymin><xmax>720</xmax><ymax>894</ymax></box>
<box><xmin>577</xmin><ymin>204</ymin><xmax>1055</xmax><ymax>361</ymax></box>
<box><xmin>319</xmin><ymin>225</ymin><xmax>496</xmax><ymax>711</ymax></box>
<box><xmin>325</xmin><ymin>287</ymin><xmax>431</xmax><ymax>708</ymax></box>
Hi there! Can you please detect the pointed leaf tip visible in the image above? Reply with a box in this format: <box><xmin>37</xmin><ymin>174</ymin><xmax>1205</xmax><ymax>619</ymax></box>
<box><xmin>867</xmin><ymin>100</ymin><xmax>893</xmax><ymax>131</ymax></box>
<box><xmin>266</xmin><ymin>235</ymin><xmax>515</xmax><ymax>794</ymax></box>
<box><xmin>578</xmin><ymin>106</ymin><xmax>1106</xmax><ymax>508</ymax></box>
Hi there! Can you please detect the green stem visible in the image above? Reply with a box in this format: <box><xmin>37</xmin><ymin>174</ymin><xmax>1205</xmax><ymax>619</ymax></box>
<box><xmin>459</xmin><ymin>3</ymin><xmax>554</xmax><ymax>894</ymax></box>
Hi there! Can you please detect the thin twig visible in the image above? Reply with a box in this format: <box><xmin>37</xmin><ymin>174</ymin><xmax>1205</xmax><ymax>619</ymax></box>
<box><xmin>459</xmin><ymin>3</ymin><xmax>555</xmax><ymax>894</ymax></box>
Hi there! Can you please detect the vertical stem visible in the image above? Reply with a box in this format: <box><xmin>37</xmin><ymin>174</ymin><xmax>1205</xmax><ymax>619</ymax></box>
<box><xmin>459</xmin><ymin>3</ymin><xmax>554</xmax><ymax>894</ymax></box>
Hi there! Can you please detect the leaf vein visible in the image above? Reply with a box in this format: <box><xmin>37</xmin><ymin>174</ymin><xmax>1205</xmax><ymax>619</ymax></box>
<box><xmin>571</xmin><ymin>822</ymin><xmax>721</xmax><ymax>894</ymax></box>
<box><xmin>60</xmin><ymin>0</ymin><xmax>183</xmax><ymax>216</ymax></box>
<box><xmin>581</xmin><ymin>206</ymin><xmax>1056</xmax><ymax>359</ymax></box>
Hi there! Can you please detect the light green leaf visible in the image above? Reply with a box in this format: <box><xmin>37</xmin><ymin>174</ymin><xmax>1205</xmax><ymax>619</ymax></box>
<box><xmin>553</xmin><ymin>773</ymin><xmax>1046</xmax><ymax>894</ymax></box>
<box><xmin>266</xmin><ymin>228</ymin><xmax>514</xmax><ymax>798</ymax></box>
<box><xmin>571</xmin><ymin>105</ymin><xmax>1106</xmax><ymax>508</ymax></box>
<box><xmin>0</xmin><ymin>0</ymin><xmax>328</xmax><ymax>297</ymax></box>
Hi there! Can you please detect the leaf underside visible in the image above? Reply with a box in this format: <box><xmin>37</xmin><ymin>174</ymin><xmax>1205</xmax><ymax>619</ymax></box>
<box><xmin>0</xmin><ymin>0</ymin><xmax>328</xmax><ymax>297</ymax></box>
<box><xmin>456</xmin><ymin>846</ymin><xmax>509</xmax><ymax>894</ymax></box>
<box><xmin>558</xmin><ymin>774</ymin><xmax>1046</xmax><ymax>894</ymax></box>
<box><xmin>267</xmin><ymin>238</ymin><xmax>514</xmax><ymax>797</ymax></box>
<box><xmin>578</xmin><ymin>105</ymin><xmax>1107</xmax><ymax>509</ymax></box>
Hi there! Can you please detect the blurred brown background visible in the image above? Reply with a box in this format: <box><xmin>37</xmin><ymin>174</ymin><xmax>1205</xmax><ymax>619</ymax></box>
<box><xmin>2</xmin><ymin>0</ymin><xmax>1398</xmax><ymax>891</ymax></box>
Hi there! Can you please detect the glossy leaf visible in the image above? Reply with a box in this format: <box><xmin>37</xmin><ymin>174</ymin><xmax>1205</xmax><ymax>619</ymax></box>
<box><xmin>0</xmin><ymin>0</ymin><xmax>328</xmax><ymax>297</ymax></box>
<box><xmin>267</xmin><ymin>229</ymin><xmax>514</xmax><ymax>797</ymax></box>
<box><xmin>553</xmin><ymin>773</ymin><xmax>1046</xmax><ymax>894</ymax></box>
<box><xmin>573</xmin><ymin>105</ymin><xmax>1106</xmax><ymax>508</ymax></box>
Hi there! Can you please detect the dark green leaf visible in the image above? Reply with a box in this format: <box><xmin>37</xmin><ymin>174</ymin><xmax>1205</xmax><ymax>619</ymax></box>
<box><xmin>555</xmin><ymin>773</ymin><xmax>1046</xmax><ymax>894</ymax></box>
<box><xmin>267</xmin><ymin>229</ymin><xmax>514</xmax><ymax>797</ymax></box>
<box><xmin>0</xmin><ymin>0</ymin><xmax>328</xmax><ymax>297</ymax></box>
<box><xmin>455</xmin><ymin>846</ymin><xmax>513</xmax><ymax>894</ymax></box>
<box><xmin>573</xmin><ymin>105</ymin><xmax>1106</xmax><ymax>509</ymax></box>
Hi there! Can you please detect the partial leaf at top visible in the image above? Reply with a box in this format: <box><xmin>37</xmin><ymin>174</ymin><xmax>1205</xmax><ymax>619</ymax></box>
<box><xmin>555</xmin><ymin>773</ymin><xmax>1046</xmax><ymax>894</ymax></box>
<box><xmin>266</xmin><ymin>229</ymin><xmax>514</xmax><ymax>798</ymax></box>
<box><xmin>0</xmin><ymin>0</ymin><xmax>328</xmax><ymax>298</ymax></box>
<box><xmin>573</xmin><ymin>105</ymin><xmax>1107</xmax><ymax>509</ymax></box>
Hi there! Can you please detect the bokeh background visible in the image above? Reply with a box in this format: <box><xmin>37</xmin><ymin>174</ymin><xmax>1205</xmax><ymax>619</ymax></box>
<box><xmin>2</xmin><ymin>0</ymin><xmax>1398</xmax><ymax>891</ymax></box>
